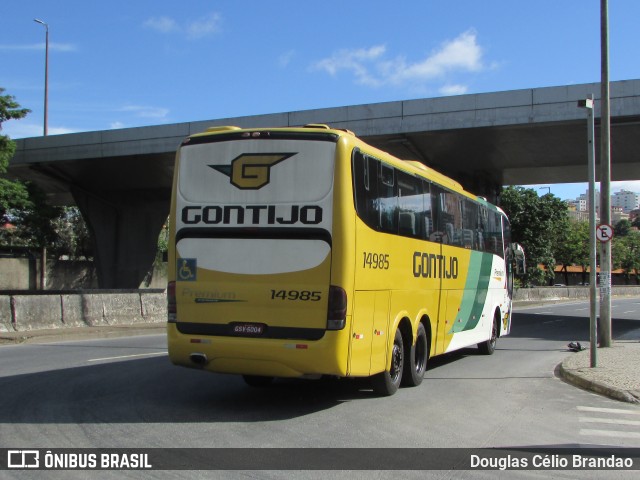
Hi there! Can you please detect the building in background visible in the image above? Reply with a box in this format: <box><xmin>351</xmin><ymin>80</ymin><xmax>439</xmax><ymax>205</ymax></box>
<box><xmin>611</xmin><ymin>190</ymin><xmax>640</xmax><ymax>214</ymax></box>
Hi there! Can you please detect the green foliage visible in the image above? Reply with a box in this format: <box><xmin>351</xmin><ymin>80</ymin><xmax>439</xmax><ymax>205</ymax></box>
<box><xmin>613</xmin><ymin>219</ymin><xmax>632</xmax><ymax>237</ymax></box>
<box><xmin>0</xmin><ymin>181</ymin><xmax>62</xmax><ymax>248</ymax></box>
<box><xmin>1</xmin><ymin>88</ymin><xmax>64</xmax><ymax>250</ymax></box>
<box><xmin>0</xmin><ymin>87</ymin><xmax>30</xmax><ymax>174</ymax></box>
<box><xmin>50</xmin><ymin>207</ymin><xmax>93</xmax><ymax>260</ymax></box>
<box><xmin>499</xmin><ymin>186</ymin><xmax>569</xmax><ymax>286</ymax></box>
<box><xmin>612</xmin><ymin>230</ymin><xmax>640</xmax><ymax>283</ymax></box>
<box><xmin>554</xmin><ymin>219</ymin><xmax>590</xmax><ymax>284</ymax></box>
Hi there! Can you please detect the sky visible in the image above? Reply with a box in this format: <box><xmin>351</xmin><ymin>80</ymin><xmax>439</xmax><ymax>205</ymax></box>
<box><xmin>2</xmin><ymin>0</ymin><xmax>640</xmax><ymax>201</ymax></box>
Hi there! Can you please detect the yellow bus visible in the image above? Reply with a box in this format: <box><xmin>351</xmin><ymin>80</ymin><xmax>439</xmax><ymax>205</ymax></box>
<box><xmin>167</xmin><ymin>124</ymin><xmax>524</xmax><ymax>395</ymax></box>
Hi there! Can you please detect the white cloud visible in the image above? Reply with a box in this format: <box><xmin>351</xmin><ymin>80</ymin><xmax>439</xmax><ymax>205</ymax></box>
<box><xmin>311</xmin><ymin>45</ymin><xmax>387</xmax><ymax>86</ymax></box>
<box><xmin>120</xmin><ymin>105</ymin><xmax>170</xmax><ymax>120</ymax></box>
<box><xmin>392</xmin><ymin>30</ymin><xmax>482</xmax><ymax>84</ymax></box>
<box><xmin>439</xmin><ymin>84</ymin><xmax>469</xmax><ymax>96</ymax></box>
<box><xmin>143</xmin><ymin>16</ymin><xmax>178</xmax><ymax>34</ymax></box>
<box><xmin>611</xmin><ymin>181</ymin><xmax>640</xmax><ymax>194</ymax></box>
<box><xmin>143</xmin><ymin>12</ymin><xmax>221</xmax><ymax>39</ymax></box>
<box><xmin>1</xmin><ymin>121</ymin><xmax>78</xmax><ymax>139</ymax></box>
<box><xmin>278</xmin><ymin>50</ymin><xmax>295</xmax><ymax>68</ymax></box>
<box><xmin>187</xmin><ymin>13</ymin><xmax>222</xmax><ymax>39</ymax></box>
<box><xmin>0</xmin><ymin>43</ymin><xmax>77</xmax><ymax>52</ymax></box>
<box><xmin>311</xmin><ymin>30</ymin><xmax>487</xmax><ymax>90</ymax></box>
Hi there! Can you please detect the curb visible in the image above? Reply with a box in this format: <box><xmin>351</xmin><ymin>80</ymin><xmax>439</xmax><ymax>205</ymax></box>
<box><xmin>0</xmin><ymin>324</ymin><xmax>166</xmax><ymax>346</ymax></box>
<box><xmin>558</xmin><ymin>362</ymin><xmax>640</xmax><ymax>405</ymax></box>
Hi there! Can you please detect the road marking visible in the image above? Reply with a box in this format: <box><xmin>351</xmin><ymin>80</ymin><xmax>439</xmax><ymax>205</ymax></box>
<box><xmin>623</xmin><ymin>310</ymin><xmax>635</xmax><ymax>314</ymax></box>
<box><xmin>580</xmin><ymin>429</ymin><xmax>640</xmax><ymax>439</ymax></box>
<box><xmin>535</xmin><ymin>311</ymin><xmax>554</xmax><ymax>315</ymax></box>
<box><xmin>577</xmin><ymin>406</ymin><xmax>640</xmax><ymax>416</ymax></box>
<box><xmin>88</xmin><ymin>352</ymin><xmax>168</xmax><ymax>362</ymax></box>
<box><xmin>580</xmin><ymin>417</ymin><xmax>640</xmax><ymax>426</ymax></box>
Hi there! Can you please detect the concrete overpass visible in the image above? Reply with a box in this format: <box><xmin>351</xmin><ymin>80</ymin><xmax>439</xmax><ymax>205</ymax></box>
<box><xmin>8</xmin><ymin>79</ymin><xmax>640</xmax><ymax>288</ymax></box>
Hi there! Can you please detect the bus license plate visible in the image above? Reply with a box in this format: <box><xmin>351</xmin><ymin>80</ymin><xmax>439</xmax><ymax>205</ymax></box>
<box><xmin>231</xmin><ymin>323</ymin><xmax>265</xmax><ymax>336</ymax></box>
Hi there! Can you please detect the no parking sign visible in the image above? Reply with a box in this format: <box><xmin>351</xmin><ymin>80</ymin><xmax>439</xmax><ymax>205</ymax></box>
<box><xmin>595</xmin><ymin>224</ymin><xmax>614</xmax><ymax>243</ymax></box>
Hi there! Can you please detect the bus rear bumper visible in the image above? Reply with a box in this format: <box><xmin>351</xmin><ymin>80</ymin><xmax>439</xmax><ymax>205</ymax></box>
<box><xmin>167</xmin><ymin>322</ymin><xmax>349</xmax><ymax>378</ymax></box>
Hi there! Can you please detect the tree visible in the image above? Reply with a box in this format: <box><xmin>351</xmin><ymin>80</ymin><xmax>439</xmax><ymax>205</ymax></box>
<box><xmin>0</xmin><ymin>88</ymin><xmax>30</xmax><ymax>173</ymax></box>
<box><xmin>613</xmin><ymin>219</ymin><xmax>632</xmax><ymax>237</ymax></box>
<box><xmin>554</xmin><ymin>219</ymin><xmax>590</xmax><ymax>285</ymax></box>
<box><xmin>612</xmin><ymin>230</ymin><xmax>640</xmax><ymax>284</ymax></box>
<box><xmin>499</xmin><ymin>186</ymin><xmax>569</xmax><ymax>286</ymax></box>
<box><xmin>1</xmin><ymin>88</ymin><xmax>62</xmax><ymax>249</ymax></box>
<box><xmin>1</xmin><ymin>88</ymin><xmax>31</xmax><ymax>227</ymax></box>
<box><xmin>50</xmin><ymin>207</ymin><xmax>93</xmax><ymax>260</ymax></box>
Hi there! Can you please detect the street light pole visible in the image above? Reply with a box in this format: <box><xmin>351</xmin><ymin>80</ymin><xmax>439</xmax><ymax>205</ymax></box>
<box><xmin>599</xmin><ymin>0</ymin><xmax>612</xmax><ymax>347</ymax></box>
<box><xmin>578</xmin><ymin>95</ymin><xmax>597</xmax><ymax>367</ymax></box>
<box><xmin>538</xmin><ymin>187</ymin><xmax>551</xmax><ymax>195</ymax></box>
<box><xmin>33</xmin><ymin>18</ymin><xmax>49</xmax><ymax>136</ymax></box>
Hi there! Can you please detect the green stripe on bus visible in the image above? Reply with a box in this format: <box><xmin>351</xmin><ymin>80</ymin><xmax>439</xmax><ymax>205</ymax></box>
<box><xmin>449</xmin><ymin>252</ymin><xmax>493</xmax><ymax>333</ymax></box>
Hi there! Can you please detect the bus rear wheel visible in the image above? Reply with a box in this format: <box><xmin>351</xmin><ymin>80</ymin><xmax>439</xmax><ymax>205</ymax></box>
<box><xmin>371</xmin><ymin>329</ymin><xmax>404</xmax><ymax>396</ymax></box>
<box><xmin>402</xmin><ymin>322</ymin><xmax>428</xmax><ymax>387</ymax></box>
<box><xmin>478</xmin><ymin>314</ymin><xmax>498</xmax><ymax>355</ymax></box>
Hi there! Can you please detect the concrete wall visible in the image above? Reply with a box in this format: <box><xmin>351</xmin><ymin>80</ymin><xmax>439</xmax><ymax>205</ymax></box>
<box><xmin>1</xmin><ymin>287</ymin><xmax>637</xmax><ymax>333</ymax></box>
<box><xmin>0</xmin><ymin>258</ymin><xmax>36</xmax><ymax>290</ymax></box>
<box><xmin>0</xmin><ymin>291</ymin><xmax>166</xmax><ymax>332</ymax></box>
<box><xmin>514</xmin><ymin>286</ymin><xmax>640</xmax><ymax>302</ymax></box>
<box><xmin>0</xmin><ymin>258</ymin><xmax>166</xmax><ymax>291</ymax></box>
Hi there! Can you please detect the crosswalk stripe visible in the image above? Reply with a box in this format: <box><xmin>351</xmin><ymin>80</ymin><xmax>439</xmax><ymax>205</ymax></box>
<box><xmin>577</xmin><ymin>406</ymin><xmax>640</xmax><ymax>416</ymax></box>
<box><xmin>580</xmin><ymin>429</ymin><xmax>640</xmax><ymax>439</ymax></box>
<box><xmin>579</xmin><ymin>417</ymin><xmax>640</xmax><ymax>426</ymax></box>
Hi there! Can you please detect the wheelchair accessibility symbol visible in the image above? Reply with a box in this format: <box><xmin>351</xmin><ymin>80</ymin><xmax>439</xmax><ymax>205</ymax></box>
<box><xmin>178</xmin><ymin>258</ymin><xmax>197</xmax><ymax>281</ymax></box>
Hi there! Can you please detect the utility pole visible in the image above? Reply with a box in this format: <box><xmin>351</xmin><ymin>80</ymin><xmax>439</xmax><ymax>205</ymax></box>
<box><xmin>578</xmin><ymin>95</ymin><xmax>597</xmax><ymax>367</ymax></box>
<box><xmin>34</xmin><ymin>18</ymin><xmax>49</xmax><ymax>136</ymax></box>
<box><xmin>599</xmin><ymin>0</ymin><xmax>612</xmax><ymax>347</ymax></box>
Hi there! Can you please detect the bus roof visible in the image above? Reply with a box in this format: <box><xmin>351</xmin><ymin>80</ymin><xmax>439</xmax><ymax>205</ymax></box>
<box><xmin>185</xmin><ymin>124</ymin><xmax>503</xmax><ymax>212</ymax></box>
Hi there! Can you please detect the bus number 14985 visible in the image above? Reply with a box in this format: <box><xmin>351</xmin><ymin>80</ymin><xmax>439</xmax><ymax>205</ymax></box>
<box><xmin>363</xmin><ymin>252</ymin><xmax>390</xmax><ymax>270</ymax></box>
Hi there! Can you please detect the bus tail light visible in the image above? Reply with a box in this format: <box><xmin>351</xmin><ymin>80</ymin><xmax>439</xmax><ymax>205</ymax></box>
<box><xmin>167</xmin><ymin>281</ymin><xmax>177</xmax><ymax>322</ymax></box>
<box><xmin>327</xmin><ymin>285</ymin><xmax>347</xmax><ymax>330</ymax></box>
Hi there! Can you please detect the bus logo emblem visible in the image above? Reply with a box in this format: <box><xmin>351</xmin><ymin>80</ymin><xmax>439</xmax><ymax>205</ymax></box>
<box><xmin>209</xmin><ymin>153</ymin><xmax>296</xmax><ymax>190</ymax></box>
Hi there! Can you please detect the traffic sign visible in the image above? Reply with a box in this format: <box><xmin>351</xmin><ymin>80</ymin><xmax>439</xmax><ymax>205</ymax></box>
<box><xmin>596</xmin><ymin>224</ymin><xmax>614</xmax><ymax>243</ymax></box>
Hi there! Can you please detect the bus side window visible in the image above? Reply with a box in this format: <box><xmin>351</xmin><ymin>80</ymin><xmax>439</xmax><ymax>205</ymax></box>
<box><xmin>486</xmin><ymin>210</ymin><xmax>505</xmax><ymax>258</ymax></box>
<box><xmin>352</xmin><ymin>150</ymin><xmax>379</xmax><ymax>230</ymax></box>
<box><xmin>430</xmin><ymin>184</ymin><xmax>444</xmax><ymax>243</ymax></box>
<box><xmin>422</xmin><ymin>181</ymin><xmax>433</xmax><ymax>240</ymax></box>
<box><xmin>378</xmin><ymin>163</ymin><xmax>398</xmax><ymax>234</ymax></box>
<box><xmin>397</xmin><ymin>170</ymin><xmax>423</xmax><ymax>239</ymax></box>
<box><xmin>462</xmin><ymin>199</ymin><xmax>478</xmax><ymax>250</ymax></box>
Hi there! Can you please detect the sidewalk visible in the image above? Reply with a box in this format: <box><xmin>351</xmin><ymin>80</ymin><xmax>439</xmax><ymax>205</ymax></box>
<box><xmin>558</xmin><ymin>339</ymin><xmax>640</xmax><ymax>404</ymax></box>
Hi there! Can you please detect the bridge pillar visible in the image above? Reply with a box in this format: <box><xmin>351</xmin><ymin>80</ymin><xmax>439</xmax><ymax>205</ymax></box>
<box><xmin>72</xmin><ymin>188</ymin><xmax>169</xmax><ymax>289</ymax></box>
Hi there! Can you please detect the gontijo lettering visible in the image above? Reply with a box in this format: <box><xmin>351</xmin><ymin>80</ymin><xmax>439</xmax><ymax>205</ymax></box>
<box><xmin>181</xmin><ymin>204</ymin><xmax>322</xmax><ymax>225</ymax></box>
<box><xmin>412</xmin><ymin>251</ymin><xmax>459</xmax><ymax>279</ymax></box>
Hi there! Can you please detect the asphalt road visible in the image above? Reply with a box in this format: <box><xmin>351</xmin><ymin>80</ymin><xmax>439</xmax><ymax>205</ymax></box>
<box><xmin>0</xmin><ymin>298</ymin><xmax>639</xmax><ymax>479</ymax></box>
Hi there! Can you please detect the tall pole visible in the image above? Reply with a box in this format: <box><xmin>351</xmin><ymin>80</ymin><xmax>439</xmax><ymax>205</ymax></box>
<box><xmin>579</xmin><ymin>95</ymin><xmax>598</xmax><ymax>367</ymax></box>
<box><xmin>34</xmin><ymin>19</ymin><xmax>49</xmax><ymax>136</ymax></box>
<box><xmin>599</xmin><ymin>0</ymin><xmax>612</xmax><ymax>347</ymax></box>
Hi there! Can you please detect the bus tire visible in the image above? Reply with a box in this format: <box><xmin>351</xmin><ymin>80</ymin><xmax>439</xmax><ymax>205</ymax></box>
<box><xmin>242</xmin><ymin>375</ymin><xmax>274</xmax><ymax>387</ymax></box>
<box><xmin>371</xmin><ymin>329</ymin><xmax>404</xmax><ymax>396</ymax></box>
<box><xmin>402</xmin><ymin>322</ymin><xmax>428</xmax><ymax>387</ymax></box>
<box><xmin>478</xmin><ymin>313</ymin><xmax>498</xmax><ymax>355</ymax></box>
